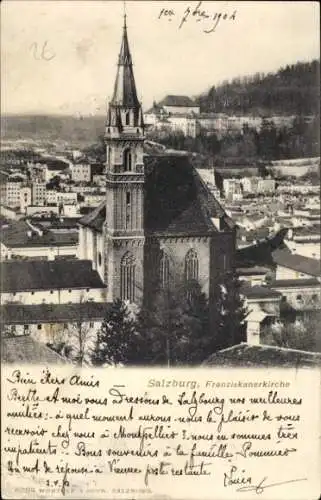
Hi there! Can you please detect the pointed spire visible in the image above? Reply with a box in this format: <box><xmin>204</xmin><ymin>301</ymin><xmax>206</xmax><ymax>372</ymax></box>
<box><xmin>111</xmin><ymin>12</ymin><xmax>139</xmax><ymax>107</ymax></box>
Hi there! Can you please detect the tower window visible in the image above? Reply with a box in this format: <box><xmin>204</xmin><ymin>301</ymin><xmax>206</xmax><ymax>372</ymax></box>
<box><xmin>107</xmin><ymin>146</ymin><xmax>111</xmax><ymax>168</ymax></box>
<box><xmin>120</xmin><ymin>252</ymin><xmax>135</xmax><ymax>302</ymax></box>
<box><xmin>123</xmin><ymin>148</ymin><xmax>132</xmax><ymax>171</ymax></box>
<box><xmin>125</xmin><ymin>191</ymin><xmax>131</xmax><ymax>229</ymax></box>
<box><xmin>185</xmin><ymin>249</ymin><xmax>199</xmax><ymax>283</ymax></box>
<box><xmin>160</xmin><ymin>250</ymin><xmax>170</xmax><ymax>289</ymax></box>
<box><xmin>125</xmin><ymin>111</ymin><xmax>130</xmax><ymax>125</ymax></box>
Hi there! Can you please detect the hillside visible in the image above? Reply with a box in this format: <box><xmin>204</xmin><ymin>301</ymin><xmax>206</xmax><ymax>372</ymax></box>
<box><xmin>196</xmin><ymin>60</ymin><xmax>320</xmax><ymax>116</ymax></box>
<box><xmin>1</xmin><ymin>114</ymin><xmax>105</xmax><ymax>146</ymax></box>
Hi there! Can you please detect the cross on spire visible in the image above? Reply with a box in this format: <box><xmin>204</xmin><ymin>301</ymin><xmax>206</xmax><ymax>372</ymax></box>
<box><xmin>123</xmin><ymin>1</ymin><xmax>127</xmax><ymax>28</ymax></box>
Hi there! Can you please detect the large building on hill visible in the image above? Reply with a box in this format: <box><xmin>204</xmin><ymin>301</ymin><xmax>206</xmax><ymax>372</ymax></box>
<box><xmin>78</xmin><ymin>16</ymin><xmax>236</xmax><ymax>308</ymax></box>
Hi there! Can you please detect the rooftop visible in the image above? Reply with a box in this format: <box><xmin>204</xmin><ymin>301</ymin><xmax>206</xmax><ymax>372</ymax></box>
<box><xmin>241</xmin><ymin>283</ymin><xmax>282</xmax><ymax>300</ymax></box>
<box><xmin>271</xmin><ymin>278</ymin><xmax>320</xmax><ymax>288</ymax></box>
<box><xmin>158</xmin><ymin>95</ymin><xmax>198</xmax><ymax>107</ymax></box>
<box><xmin>1</xmin><ymin>335</ymin><xmax>69</xmax><ymax>364</ymax></box>
<box><xmin>1</xmin><ymin>260</ymin><xmax>106</xmax><ymax>292</ymax></box>
<box><xmin>204</xmin><ymin>342</ymin><xmax>321</xmax><ymax>367</ymax></box>
<box><xmin>237</xmin><ymin>266</ymin><xmax>269</xmax><ymax>276</ymax></box>
<box><xmin>272</xmin><ymin>249</ymin><xmax>321</xmax><ymax>277</ymax></box>
<box><xmin>1</xmin><ymin>220</ymin><xmax>78</xmax><ymax>248</ymax></box>
<box><xmin>1</xmin><ymin>302</ymin><xmax>110</xmax><ymax>324</ymax></box>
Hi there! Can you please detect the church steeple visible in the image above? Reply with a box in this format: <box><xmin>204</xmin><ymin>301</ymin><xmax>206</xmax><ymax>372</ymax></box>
<box><xmin>103</xmin><ymin>11</ymin><xmax>146</xmax><ymax>305</ymax></box>
<box><xmin>110</xmin><ymin>15</ymin><xmax>140</xmax><ymax>108</ymax></box>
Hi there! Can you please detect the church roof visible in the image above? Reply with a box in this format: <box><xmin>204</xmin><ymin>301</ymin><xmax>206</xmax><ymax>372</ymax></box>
<box><xmin>144</xmin><ymin>156</ymin><xmax>233</xmax><ymax>236</ymax></box>
<box><xmin>111</xmin><ymin>19</ymin><xmax>139</xmax><ymax>108</ymax></box>
<box><xmin>79</xmin><ymin>156</ymin><xmax>234</xmax><ymax>236</ymax></box>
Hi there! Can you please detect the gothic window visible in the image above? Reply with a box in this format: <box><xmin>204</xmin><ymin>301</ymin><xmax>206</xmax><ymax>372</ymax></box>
<box><xmin>123</xmin><ymin>148</ymin><xmax>132</xmax><ymax>171</ymax></box>
<box><xmin>160</xmin><ymin>250</ymin><xmax>170</xmax><ymax>289</ymax></box>
<box><xmin>184</xmin><ymin>249</ymin><xmax>199</xmax><ymax>283</ymax></box>
<box><xmin>125</xmin><ymin>191</ymin><xmax>131</xmax><ymax>229</ymax></box>
<box><xmin>107</xmin><ymin>146</ymin><xmax>111</xmax><ymax>168</ymax></box>
<box><xmin>125</xmin><ymin>111</ymin><xmax>130</xmax><ymax>125</ymax></box>
<box><xmin>120</xmin><ymin>252</ymin><xmax>136</xmax><ymax>302</ymax></box>
<box><xmin>98</xmin><ymin>252</ymin><xmax>102</xmax><ymax>266</ymax></box>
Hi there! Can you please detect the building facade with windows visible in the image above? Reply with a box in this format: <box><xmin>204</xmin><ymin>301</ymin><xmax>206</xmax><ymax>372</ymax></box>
<box><xmin>78</xmin><ymin>17</ymin><xmax>236</xmax><ymax>312</ymax></box>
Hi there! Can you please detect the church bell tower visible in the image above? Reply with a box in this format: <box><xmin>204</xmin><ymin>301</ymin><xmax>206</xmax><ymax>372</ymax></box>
<box><xmin>104</xmin><ymin>14</ymin><xmax>145</xmax><ymax>304</ymax></box>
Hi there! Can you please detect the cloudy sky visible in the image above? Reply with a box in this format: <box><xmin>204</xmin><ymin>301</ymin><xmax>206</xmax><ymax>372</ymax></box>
<box><xmin>2</xmin><ymin>1</ymin><xmax>319</xmax><ymax>115</ymax></box>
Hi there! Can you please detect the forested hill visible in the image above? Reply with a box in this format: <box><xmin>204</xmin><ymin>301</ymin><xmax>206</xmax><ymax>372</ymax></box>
<box><xmin>196</xmin><ymin>60</ymin><xmax>320</xmax><ymax>116</ymax></box>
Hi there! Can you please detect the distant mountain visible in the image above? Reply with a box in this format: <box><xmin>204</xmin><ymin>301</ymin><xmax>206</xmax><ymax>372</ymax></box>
<box><xmin>1</xmin><ymin>114</ymin><xmax>106</xmax><ymax>146</ymax></box>
<box><xmin>196</xmin><ymin>60</ymin><xmax>320</xmax><ymax>116</ymax></box>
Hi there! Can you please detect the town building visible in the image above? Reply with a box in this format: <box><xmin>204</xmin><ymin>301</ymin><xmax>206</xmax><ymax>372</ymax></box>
<box><xmin>223</xmin><ymin>178</ymin><xmax>243</xmax><ymax>201</ymax></box>
<box><xmin>285</xmin><ymin>227</ymin><xmax>321</xmax><ymax>260</ymax></box>
<box><xmin>1</xmin><ymin>302</ymin><xmax>109</xmax><ymax>346</ymax></box>
<box><xmin>272</xmin><ymin>249</ymin><xmax>321</xmax><ymax>281</ymax></box>
<box><xmin>32</xmin><ymin>180</ymin><xmax>46</xmax><ymax>206</ymax></box>
<box><xmin>0</xmin><ymin>172</ymin><xmax>22</xmax><ymax>208</ymax></box>
<box><xmin>70</xmin><ymin>163</ymin><xmax>91</xmax><ymax>183</ymax></box>
<box><xmin>20</xmin><ymin>184</ymin><xmax>32</xmax><ymax>214</ymax></box>
<box><xmin>1</xmin><ymin>260</ymin><xmax>106</xmax><ymax>306</ymax></box>
<box><xmin>157</xmin><ymin>95</ymin><xmax>200</xmax><ymax>115</ymax></box>
<box><xmin>0</xmin><ymin>219</ymin><xmax>79</xmax><ymax>261</ymax></box>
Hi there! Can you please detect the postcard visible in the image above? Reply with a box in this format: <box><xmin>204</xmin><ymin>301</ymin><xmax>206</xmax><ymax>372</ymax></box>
<box><xmin>1</xmin><ymin>1</ymin><xmax>320</xmax><ymax>498</ymax></box>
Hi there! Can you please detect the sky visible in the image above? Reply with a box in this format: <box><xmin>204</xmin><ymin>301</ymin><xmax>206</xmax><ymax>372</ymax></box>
<box><xmin>1</xmin><ymin>1</ymin><xmax>320</xmax><ymax>116</ymax></box>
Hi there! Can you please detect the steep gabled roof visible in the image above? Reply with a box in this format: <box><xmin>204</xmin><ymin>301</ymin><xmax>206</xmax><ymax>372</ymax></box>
<box><xmin>1</xmin><ymin>260</ymin><xmax>106</xmax><ymax>292</ymax></box>
<box><xmin>144</xmin><ymin>156</ymin><xmax>233</xmax><ymax>236</ymax></box>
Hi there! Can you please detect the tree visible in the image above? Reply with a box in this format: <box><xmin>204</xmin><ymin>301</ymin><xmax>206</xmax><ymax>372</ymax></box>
<box><xmin>215</xmin><ymin>271</ymin><xmax>248</xmax><ymax>350</ymax></box>
<box><xmin>91</xmin><ymin>299</ymin><xmax>140</xmax><ymax>366</ymax></box>
<box><xmin>135</xmin><ymin>280</ymin><xmax>213</xmax><ymax>366</ymax></box>
<box><xmin>261</xmin><ymin>318</ymin><xmax>317</xmax><ymax>352</ymax></box>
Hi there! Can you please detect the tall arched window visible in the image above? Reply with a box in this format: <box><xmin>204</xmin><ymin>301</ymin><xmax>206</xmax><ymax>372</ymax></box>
<box><xmin>120</xmin><ymin>252</ymin><xmax>135</xmax><ymax>302</ymax></box>
<box><xmin>184</xmin><ymin>249</ymin><xmax>199</xmax><ymax>283</ymax></box>
<box><xmin>107</xmin><ymin>146</ymin><xmax>111</xmax><ymax>168</ymax></box>
<box><xmin>160</xmin><ymin>250</ymin><xmax>170</xmax><ymax>289</ymax></box>
<box><xmin>125</xmin><ymin>191</ymin><xmax>131</xmax><ymax>230</ymax></box>
<box><xmin>125</xmin><ymin>111</ymin><xmax>130</xmax><ymax>125</ymax></box>
<box><xmin>123</xmin><ymin>148</ymin><xmax>132</xmax><ymax>171</ymax></box>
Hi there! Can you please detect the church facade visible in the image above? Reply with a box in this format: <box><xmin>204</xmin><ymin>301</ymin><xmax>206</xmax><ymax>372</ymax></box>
<box><xmin>78</xmin><ymin>17</ymin><xmax>236</xmax><ymax>308</ymax></box>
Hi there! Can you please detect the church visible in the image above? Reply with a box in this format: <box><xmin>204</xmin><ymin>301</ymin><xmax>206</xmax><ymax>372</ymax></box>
<box><xmin>78</xmin><ymin>16</ymin><xmax>236</xmax><ymax>308</ymax></box>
